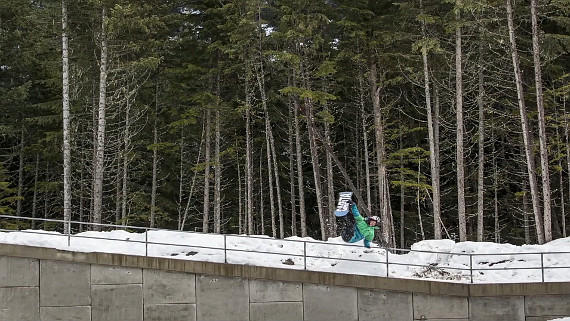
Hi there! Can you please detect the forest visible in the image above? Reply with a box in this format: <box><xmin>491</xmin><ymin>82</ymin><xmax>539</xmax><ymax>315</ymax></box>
<box><xmin>1</xmin><ymin>0</ymin><xmax>569</xmax><ymax>248</ymax></box>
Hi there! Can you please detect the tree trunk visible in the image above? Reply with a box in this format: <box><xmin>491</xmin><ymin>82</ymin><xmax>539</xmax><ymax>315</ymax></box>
<box><xmin>493</xmin><ymin>130</ymin><xmax>500</xmax><ymax>243</ymax></box>
<box><xmin>477</xmin><ymin>34</ymin><xmax>486</xmax><ymax>242</ymax></box>
<box><xmin>359</xmin><ymin>74</ymin><xmax>372</xmax><ymax>212</ymax></box>
<box><xmin>271</xmin><ymin>136</ymin><xmax>284</xmax><ymax>238</ymax></box>
<box><xmin>293</xmin><ymin>95</ymin><xmax>307</xmax><ymax>237</ymax></box>
<box><xmin>417</xmin><ymin>157</ymin><xmax>425</xmax><ymax>240</ymax></box>
<box><xmin>245</xmin><ymin>64</ymin><xmax>254</xmax><ymax>234</ymax></box>
<box><xmin>400</xmin><ymin>163</ymin><xmax>405</xmax><ymax>247</ymax></box>
<box><xmin>31</xmin><ymin>154</ymin><xmax>39</xmax><ymax>229</ymax></box>
<box><xmin>256</xmin><ymin>65</ymin><xmax>279</xmax><ymax>238</ymax></box>
<box><xmin>506</xmin><ymin>0</ymin><xmax>545</xmax><ymax>244</ymax></box>
<box><xmin>325</xmin><ymin>113</ymin><xmax>336</xmax><ymax>238</ymax></box>
<box><xmin>62</xmin><ymin>0</ymin><xmax>71</xmax><ymax>233</ymax></box>
<box><xmin>213</xmin><ymin>110</ymin><xmax>222</xmax><ymax>233</ymax></box>
<box><xmin>559</xmin><ymin>154</ymin><xmax>565</xmax><ymax>238</ymax></box>
<box><xmin>560</xmin><ymin>96</ymin><xmax>570</xmax><ymax>237</ymax></box>
<box><xmin>370</xmin><ymin>61</ymin><xmax>392</xmax><ymax>246</ymax></box>
<box><xmin>530</xmin><ymin>0</ymin><xmax>552</xmax><ymax>242</ymax></box>
<box><xmin>420</xmin><ymin>1</ymin><xmax>441</xmax><ymax>239</ymax></box>
<box><xmin>494</xmin><ymin>164</ymin><xmax>500</xmax><ymax>243</ymax></box>
<box><xmin>44</xmin><ymin>165</ymin><xmax>50</xmax><ymax>221</ymax></box>
<box><xmin>115</xmin><ymin>158</ymin><xmax>121</xmax><ymax>225</ymax></box>
<box><xmin>523</xmin><ymin>184</ymin><xmax>530</xmax><ymax>244</ymax></box>
<box><xmin>237</xmin><ymin>147</ymin><xmax>244</xmax><ymax>234</ymax></box>
<box><xmin>260</xmin><ymin>155</ymin><xmax>265</xmax><ymax>235</ymax></box>
<box><xmin>178</xmin><ymin>132</ymin><xmax>184</xmax><ymax>230</ymax></box>
<box><xmin>92</xmin><ymin>7</ymin><xmax>108</xmax><ymax>230</ymax></box>
<box><xmin>16</xmin><ymin>129</ymin><xmax>24</xmax><ymax>217</ymax></box>
<box><xmin>150</xmin><ymin>87</ymin><xmax>159</xmax><ymax>228</ymax></box>
<box><xmin>180</xmin><ymin>125</ymin><xmax>204</xmax><ymax>230</ymax></box>
<box><xmin>304</xmin><ymin>93</ymin><xmax>326</xmax><ymax>240</ymax></box>
<box><xmin>434</xmin><ymin>86</ymin><xmax>442</xmax><ymax>235</ymax></box>
<box><xmin>121</xmin><ymin>87</ymin><xmax>130</xmax><ymax>226</ymax></box>
<box><xmin>203</xmin><ymin>107</ymin><xmax>212</xmax><ymax>233</ymax></box>
<box><xmin>554</xmin><ymin>108</ymin><xmax>564</xmax><ymax>239</ymax></box>
<box><xmin>455</xmin><ymin>0</ymin><xmax>467</xmax><ymax>242</ymax></box>
<box><xmin>214</xmin><ymin>79</ymin><xmax>222</xmax><ymax>234</ymax></box>
<box><xmin>299</xmin><ymin>59</ymin><xmax>326</xmax><ymax>240</ymax></box>
<box><xmin>264</xmin><ymin>114</ymin><xmax>276</xmax><ymax>237</ymax></box>
<box><xmin>265</xmin><ymin>136</ymin><xmax>282</xmax><ymax>235</ymax></box>
<box><xmin>288</xmin><ymin>96</ymin><xmax>297</xmax><ymax>236</ymax></box>
<box><xmin>79</xmin><ymin>161</ymin><xmax>84</xmax><ymax>231</ymax></box>
<box><xmin>255</xmin><ymin>14</ymin><xmax>284</xmax><ymax>238</ymax></box>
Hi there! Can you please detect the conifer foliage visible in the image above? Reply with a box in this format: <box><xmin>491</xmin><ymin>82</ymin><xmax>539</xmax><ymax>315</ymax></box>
<box><xmin>1</xmin><ymin>0</ymin><xmax>569</xmax><ymax>246</ymax></box>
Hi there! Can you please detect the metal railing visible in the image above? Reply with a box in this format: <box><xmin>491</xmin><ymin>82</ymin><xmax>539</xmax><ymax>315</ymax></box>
<box><xmin>1</xmin><ymin>215</ymin><xmax>569</xmax><ymax>284</ymax></box>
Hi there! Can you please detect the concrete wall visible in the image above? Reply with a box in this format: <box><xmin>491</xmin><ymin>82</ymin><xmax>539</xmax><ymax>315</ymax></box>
<box><xmin>1</xmin><ymin>244</ymin><xmax>570</xmax><ymax>321</ymax></box>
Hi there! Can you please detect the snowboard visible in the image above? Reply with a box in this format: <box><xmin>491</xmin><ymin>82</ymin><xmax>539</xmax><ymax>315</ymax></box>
<box><xmin>334</xmin><ymin>191</ymin><xmax>354</xmax><ymax>217</ymax></box>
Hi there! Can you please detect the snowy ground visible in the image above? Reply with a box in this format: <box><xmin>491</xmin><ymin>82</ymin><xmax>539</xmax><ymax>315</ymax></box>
<box><xmin>1</xmin><ymin>228</ymin><xmax>570</xmax><ymax>284</ymax></box>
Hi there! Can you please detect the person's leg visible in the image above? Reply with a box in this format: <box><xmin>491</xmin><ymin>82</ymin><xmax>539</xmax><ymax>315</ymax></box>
<box><xmin>341</xmin><ymin>215</ymin><xmax>355</xmax><ymax>242</ymax></box>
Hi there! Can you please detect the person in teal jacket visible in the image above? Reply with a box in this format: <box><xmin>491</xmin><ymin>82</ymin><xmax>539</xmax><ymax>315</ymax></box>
<box><xmin>340</xmin><ymin>202</ymin><xmax>380</xmax><ymax>248</ymax></box>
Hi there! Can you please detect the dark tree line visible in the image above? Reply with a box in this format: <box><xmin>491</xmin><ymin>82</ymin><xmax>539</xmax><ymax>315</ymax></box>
<box><xmin>1</xmin><ymin>0</ymin><xmax>569</xmax><ymax>247</ymax></box>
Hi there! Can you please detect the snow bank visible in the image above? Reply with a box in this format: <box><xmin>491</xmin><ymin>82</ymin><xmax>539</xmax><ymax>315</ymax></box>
<box><xmin>1</xmin><ymin>229</ymin><xmax>570</xmax><ymax>284</ymax></box>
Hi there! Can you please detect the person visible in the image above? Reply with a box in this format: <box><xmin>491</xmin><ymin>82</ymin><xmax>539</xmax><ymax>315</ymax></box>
<box><xmin>340</xmin><ymin>200</ymin><xmax>380</xmax><ymax>248</ymax></box>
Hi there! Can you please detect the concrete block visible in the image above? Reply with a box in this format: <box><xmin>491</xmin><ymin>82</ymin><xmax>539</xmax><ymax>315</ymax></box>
<box><xmin>92</xmin><ymin>284</ymin><xmax>142</xmax><ymax>321</ymax></box>
<box><xmin>526</xmin><ymin>295</ymin><xmax>570</xmax><ymax>316</ymax></box>
<box><xmin>0</xmin><ymin>256</ymin><xmax>38</xmax><ymax>287</ymax></box>
<box><xmin>413</xmin><ymin>293</ymin><xmax>468</xmax><ymax>319</ymax></box>
<box><xmin>40</xmin><ymin>260</ymin><xmax>90</xmax><ymax>307</ymax></box>
<box><xmin>40</xmin><ymin>306</ymin><xmax>91</xmax><ymax>321</ymax></box>
<box><xmin>304</xmin><ymin>283</ymin><xmax>358</xmax><ymax>321</ymax></box>
<box><xmin>144</xmin><ymin>304</ymin><xmax>196</xmax><ymax>321</ymax></box>
<box><xmin>143</xmin><ymin>269</ymin><xmax>195</xmax><ymax>304</ymax></box>
<box><xmin>196</xmin><ymin>274</ymin><xmax>249</xmax><ymax>321</ymax></box>
<box><xmin>358</xmin><ymin>289</ymin><xmax>413</xmax><ymax>321</ymax></box>
<box><xmin>91</xmin><ymin>265</ymin><xmax>142</xmax><ymax>284</ymax></box>
<box><xmin>0</xmin><ymin>287</ymin><xmax>39</xmax><ymax>321</ymax></box>
<box><xmin>469</xmin><ymin>296</ymin><xmax>525</xmax><ymax>321</ymax></box>
<box><xmin>526</xmin><ymin>317</ymin><xmax>570</xmax><ymax>321</ymax></box>
<box><xmin>250</xmin><ymin>302</ymin><xmax>303</xmax><ymax>321</ymax></box>
<box><xmin>250</xmin><ymin>279</ymin><xmax>302</xmax><ymax>302</ymax></box>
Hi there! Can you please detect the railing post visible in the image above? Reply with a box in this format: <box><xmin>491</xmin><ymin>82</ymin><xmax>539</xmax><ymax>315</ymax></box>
<box><xmin>386</xmin><ymin>247</ymin><xmax>389</xmax><ymax>278</ymax></box>
<box><xmin>145</xmin><ymin>230</ymin><xmax>148</xmax><ymax>257</ymax></box>
<box><xmin>470</xmin><ymin>254</ymin><xmax>473</xmax><ymax>284</ymax></box>
<box><xmin>67</xmin><ymin>220</ymin><xmax>71</xmax><ymax>247</ymax></box>
<box><xmin>224</xmin><ymin>235</ymin><xmax>227</xmax><ymax>264</ymax></box>
<box><xmin>304</xmin><ymin>241</ymin><xmax>307</xmax><ymax>270</ymax></box>
<box><xmin>541</xmin><ymin>253</ymin><xmax>544</xmax><ymax>282</ymax></box>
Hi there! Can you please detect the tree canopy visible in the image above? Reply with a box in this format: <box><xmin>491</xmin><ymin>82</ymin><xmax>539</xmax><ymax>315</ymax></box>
<box><xmin>1</xmin><ymin>0</ymin><xmax>569</xmax><ymax>246</ymax></box>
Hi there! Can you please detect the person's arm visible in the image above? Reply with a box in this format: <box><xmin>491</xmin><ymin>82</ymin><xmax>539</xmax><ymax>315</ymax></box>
<box><xmin>363</xmin><ymin>226</ymin><xmax>379</xmax><ymax>248</ymax></box>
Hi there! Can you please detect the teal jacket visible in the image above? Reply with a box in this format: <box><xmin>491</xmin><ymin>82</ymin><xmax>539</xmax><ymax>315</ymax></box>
<box><xmin>348</xmin><ymin>203</ymin><xmax>379</xmax><ymax>248</ymax></box>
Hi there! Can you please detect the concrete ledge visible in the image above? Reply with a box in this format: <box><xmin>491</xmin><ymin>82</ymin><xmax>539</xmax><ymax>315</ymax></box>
<box><xmin>1</xmin><ymin>243</ymin><xmax>569</xmax><ymax>297</ymax></box>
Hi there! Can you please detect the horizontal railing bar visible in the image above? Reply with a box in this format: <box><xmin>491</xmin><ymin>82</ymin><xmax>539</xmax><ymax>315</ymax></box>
<box><xmin>472</xmin><ymin>266</ymin><xmax>545</xmax><ymax>272</ymax></box>
<box><xmin>380</xmin><ymin>262</ymin><xmax>473</xmax><ymax>272</ymax></box>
